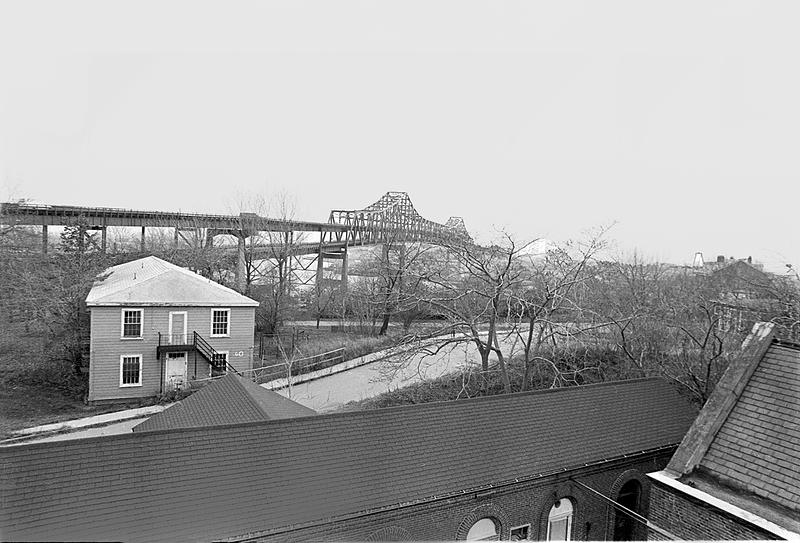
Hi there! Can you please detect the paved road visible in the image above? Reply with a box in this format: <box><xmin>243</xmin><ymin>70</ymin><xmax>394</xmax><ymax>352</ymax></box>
<box><xmin>276</xmin><ymin>336</ymin><xmax>514</xmax><ymax>412</ymax></box>
<box><xmin>11</xmin><ymin>335</ymin><xmax>518</xmax><ymax>442</ymax></box>
<box><xmin>5</xmin><ymin>418</ymin><xmax>147</xmax><ymax>445</ymax></box>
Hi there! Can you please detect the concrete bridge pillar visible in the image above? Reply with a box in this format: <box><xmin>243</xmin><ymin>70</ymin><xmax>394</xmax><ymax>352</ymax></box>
<box><xmin>77</xmin><ymin>224</ymin><xmax>85</xmax><ymax>253</ymax></box>
<box><xmin>397</xmin><ymin>245</ymin><xmax>404</xmax><ymax>296</ymax></box>
<box><xmin>140</xmin><ymin>227</ymin><xmax>146</xmax><ymax>252</ymax></box>
<box><xmin>340</xmin><ymin>247</ymin><xmax>348</xmax><ymax>295</ymax></box>
<box><xmin>236</xmin><ymin>234</ymin><xmax>247</xmax><ymax>293</ymax></box>
<box><xmin>41</xmin><ymin>225</ymin><xmax>48</xmax><ymax>254</ymax></box>
<box><xmin>316</xmin><ymin>247</ymin><xmax>324</xmax><ymax>289</ymax></box>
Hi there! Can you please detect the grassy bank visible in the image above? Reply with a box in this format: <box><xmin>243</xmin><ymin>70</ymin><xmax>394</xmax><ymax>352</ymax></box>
<box><xmin>340</xmin><ymin>344</ymin><xmax>695</xmax><ymax>412</ymax></box>
<box><xmin>0</xmin><ymin>327</ymin><xmax>120</xmax><ymax>436</ymax></box>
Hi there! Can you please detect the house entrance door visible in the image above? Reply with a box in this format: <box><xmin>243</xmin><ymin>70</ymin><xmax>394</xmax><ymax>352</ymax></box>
<box><xmin>165</xmin><ymin>352</ymin><xmax>187</xmax><ymax>391</ymax></box>
<box><xmin>169</xmin><ymin>311</ymin><xmax>187</xmax><ymax>344</ymax></box>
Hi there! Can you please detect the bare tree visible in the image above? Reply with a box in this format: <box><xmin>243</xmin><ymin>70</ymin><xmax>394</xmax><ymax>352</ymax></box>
<box><xmin>302</xmin><ymin>264</ymin><xmax>340</xmax><ymax>329</ymax></box>
<box><xmin>510</xmin><ymin>230</ymin><xmax>610</xmax><ymax>390</ymax></box>
<box><xmin>588</xmin><ymin>254</ymin><xmax>784</xmax><ymax>404</ymax></box>
<box><xmin>144</xmin><ymin>223</ymin><xmax>231</xmax><ymax>284</ymax></box>
<box><xmin>353</xmin><ymin>235</ymin><xmax>440</xmax><ymax>336</ymax></box>
<box><xmin>231</xmin><ymin>190</ymin><xmax>308</xmax><ymax>332</ymax></box>
<box><xmin>415</xmin><ymin>232</ymin><xmax>535</xmax><ymax>393</ymax></box>
<box><xmin>0</xmin><ymin>240</ymin><xmax>111</xmax><ymax>381</ymax></box>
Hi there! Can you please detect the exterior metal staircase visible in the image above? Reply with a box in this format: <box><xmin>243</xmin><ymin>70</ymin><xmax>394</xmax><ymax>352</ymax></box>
<box><xmin>157</xmin><ymin>331</ymin><xmax>241</xmax><ymax>375</ymax></box>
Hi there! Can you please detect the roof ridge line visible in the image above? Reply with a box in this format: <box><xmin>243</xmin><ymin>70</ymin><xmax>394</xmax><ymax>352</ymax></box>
<box><xmin>332</xmin><ymin>376</ymin><xmax>665</xmax><ymax>414</ymax></box>
<box><xmin>230</xmin><ymin>375</ymin><xmax>277</xmax><ymax>419</ymax></box>
<box><xmin>122</xmin><ymin>377</ymin><xmax>675</xmax><ymax>434</ymax></box>
<box><xmin>3</xmin><ymin>377</ymin><xmax>686</xmax><ymax>448</ymax></box>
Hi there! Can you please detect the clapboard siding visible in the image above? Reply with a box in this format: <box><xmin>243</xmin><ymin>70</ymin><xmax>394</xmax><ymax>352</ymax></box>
<box><xmin>88</xmin><ymin>306</ymin><xmax>255</xmax><ymax>402</ymax></box>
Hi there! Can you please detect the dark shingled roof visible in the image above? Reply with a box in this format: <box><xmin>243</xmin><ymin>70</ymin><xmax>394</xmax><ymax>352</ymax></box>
<box><xmin>133</xmin><ymin>374</ymin><xmax>316</xmax><ymax>432</ymax></box>
<box><xmin>0</xmin><ymin>378</ymin><xmax>696</xmax><ymax>543</ymax></box>
<box><xmin>663</xmin><ymin>323</ymin><xmax>800</xmax><ymax>535</ymax></box>
<box><xmin>701</xmin><ymin>343</ymin><xmax>800</xmax><ymax>510</ymax></box>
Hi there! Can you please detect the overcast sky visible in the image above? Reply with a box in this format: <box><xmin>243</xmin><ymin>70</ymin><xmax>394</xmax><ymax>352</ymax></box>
<box><xmin>1</xmin><ymin>1</ymin><xmax>798</xmax><ymax>272</ymax></box>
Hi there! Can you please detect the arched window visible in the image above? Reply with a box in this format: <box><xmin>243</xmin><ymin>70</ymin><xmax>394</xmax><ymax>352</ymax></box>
<box><xmin>613</xmin><ymin>479</ymin><xmax>642</xmax><ymax>541</ymax></box>
<box><xmin>466</xmin><ymin>517</ymin><xmax>500</xmax><ymax>541</ymax></box>
<box><xmin>547</xmin><ymin>499</ymin><xmax>573</xmax><ymax>541</ymax></box>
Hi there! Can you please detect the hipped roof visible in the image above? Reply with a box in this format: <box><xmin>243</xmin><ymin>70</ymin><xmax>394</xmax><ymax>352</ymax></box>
<box><xmin>85</xmin><ymin>256</ymin><xmax>258</xmax><ymax>307</ymax></box>
<box><xmin>133</xmin><ymin>374</ymin><xmax>316</xmax><ymax>432</ymax></box>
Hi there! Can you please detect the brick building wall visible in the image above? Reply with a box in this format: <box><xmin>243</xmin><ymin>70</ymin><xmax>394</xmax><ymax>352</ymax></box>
<box><xmin>648</xmin><ymin>480</ymin><xmax>774</xmax><ymax>540</ymax></box>
<box><xmin>237</xmin><ymin>454</ymin><xmax>668</xmax><ymax>542</ymax></box>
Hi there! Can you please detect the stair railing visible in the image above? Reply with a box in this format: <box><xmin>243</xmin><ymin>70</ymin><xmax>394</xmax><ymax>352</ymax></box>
<box><xmin>193</xmin><ymin>331</ymin><xmax>242</xmax><ymax>376</ymax></box>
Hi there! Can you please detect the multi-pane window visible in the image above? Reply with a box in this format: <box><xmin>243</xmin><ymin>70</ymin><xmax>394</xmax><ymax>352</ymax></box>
<box><xmin>547</xmin><ymin>499</ymin><xmax>573</xmax><ymax>541</ymax></box>
<box><xmin>211</xmin><ymin>309</ymin><xmax>230</xmax><ymax>336</ymax></box>
<box><xmin>213</xmin><ymin>352</ymin><xmax>228</xmax><ymax>368</ymax></box>
<box><xmin>211</xmin><ymin>352</ymin><xmax>229</xmax><ymax>377</ymax></box>
<box><xmin>121</xmin><ymin>309</ymin><xmax>143</xmax><ymax>338</ymax></box>
<box><xmin>120</xmin><ymin>355</ymin><xmax>142</xmax><ymax>387</ymax></box>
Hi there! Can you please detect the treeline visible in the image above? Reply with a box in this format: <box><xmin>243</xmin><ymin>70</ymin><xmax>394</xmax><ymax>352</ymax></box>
<box><xmin>2</xmin><ymin>218</ymin><xmax>799</xmax><ymax>406</ymax></box>
<box><xmin>338</xmin><ymin>230</ymin><xmax>800</xmax><ymax>405</ymax></box>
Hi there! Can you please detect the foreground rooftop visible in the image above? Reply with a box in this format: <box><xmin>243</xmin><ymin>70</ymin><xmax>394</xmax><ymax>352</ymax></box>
<box><xmin>1</xmin><ymin>377</ymin><xmax>696</xmax><ymax>542</ymax></box>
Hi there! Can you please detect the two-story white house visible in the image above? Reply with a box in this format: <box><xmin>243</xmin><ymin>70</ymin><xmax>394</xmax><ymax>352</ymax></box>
<box><xmin>85</xmin><ymin>256</ymin><xmax>259</xmax><ymax>403</ymax></box>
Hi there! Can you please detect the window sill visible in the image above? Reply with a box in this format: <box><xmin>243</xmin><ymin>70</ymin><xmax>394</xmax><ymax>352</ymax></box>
<box><xmin>119</xmin><ymin>383</ymin><xmax>142</xmax><ymax>388</ymax></box>
<box><xmin>120</xmin><ymin>337</ymin><xmax>144</xmax><ymax>340</ymax></box>
<box><xmin>210</xmin><ymin>334</ymin><xmax>230</xmax><ymax>338</ymax></box>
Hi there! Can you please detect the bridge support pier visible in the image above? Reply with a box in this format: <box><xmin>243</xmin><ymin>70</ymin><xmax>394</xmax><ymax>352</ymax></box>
<box><xmin>101</xmin><ymin>226</ymin><xmax>107</xmax><ymax>253</ymax></box>
<box><xmin>42</xmin><ymin>225</ymin><xmax>48</xmax><ymax>254</ymax></box>
<box><xmin>340</xmin><ymin>247</ymin><xmax>348</xmax><ymax>295</ymax></box>
<box><xmin>236</xmin><ymin>234</ymin><xmax>247</xmax><ymax>293</ymax></box>
<box><xmin>397</xmin><ymin>245</ymin><xmax>404</xmax><ymax>295</ymax></box>
<box><xmin>316</xmin><ymin>247</ymin><xmax>348</xmax><ymax>295</ymax></box>
<box><xmin>316</xmin><ymin>247</ymin><xmax>324</xmax><ymax>288</ymax></box>
<box><xmin>77</xmin><ymin>225</ymin><xmax>85</xmax><ymax>253</ymax></box>
<box><xmin>140</xmin><ymin>227</ymin><xmax>146</xmax><ymax>252</ymax></box>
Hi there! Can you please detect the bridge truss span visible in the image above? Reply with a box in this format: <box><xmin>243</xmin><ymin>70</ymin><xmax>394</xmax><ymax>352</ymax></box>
<box><xmin>325</xmin><ymin>191</ymin><xmax>471</xmax><ymax>247</ymax></box>
<box><xmin>1</xmin><ymin>192</ymin><xmax>472</xmax><ymax>293</ymax></box>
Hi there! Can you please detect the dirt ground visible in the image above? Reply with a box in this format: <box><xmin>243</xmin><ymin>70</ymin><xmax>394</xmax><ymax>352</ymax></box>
<box><xmin>0</xmin><ymin>382</ymin><xmax>121</xmax><ymax>438</ymax></box>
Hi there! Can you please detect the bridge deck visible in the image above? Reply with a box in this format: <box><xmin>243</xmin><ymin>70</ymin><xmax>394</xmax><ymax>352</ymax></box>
<box><xmin>0</xmin><ymin>202</ymin><xmax>347</xmax><ymax>232</ymax></box>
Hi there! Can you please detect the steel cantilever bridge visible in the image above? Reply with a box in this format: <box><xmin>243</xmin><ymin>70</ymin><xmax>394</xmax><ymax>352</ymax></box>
<box><xmin>0</xmin><ymin>192</ymin><xmax>471</xmax><ymax>290</ymax></box>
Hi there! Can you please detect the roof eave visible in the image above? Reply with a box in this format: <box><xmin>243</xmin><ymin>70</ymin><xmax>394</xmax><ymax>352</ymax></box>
<box><xmin>648</xmin><ymin>470</ymin><xmax>799</xmax><ymax>540</ymax></box>
<box><xmin>86</xmin><ymin>301</ymin><xmax>259</xmax><ymax>307</ymax></box>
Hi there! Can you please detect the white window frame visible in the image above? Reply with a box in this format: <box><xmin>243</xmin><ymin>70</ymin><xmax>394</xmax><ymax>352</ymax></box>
<box><xmin>210</xmin><ymin>308</ymin><xmax>230</xmax><ymax>337</ymax></box>
<box><xmin>466</xmin><ymin>518</ymin><xmax>500</xmax><ymax>541</ymax></box>
<box><xmin>120</xmin><ymin>308</ymin><xmax>144</xmax><ymax>339</ymax></box>
<box><xmin>168</xmin><ymin>311</ymin><xmax>188</xmax><ymax>344</ymax></box>
<box><xmin>510</xmin><ymin>524</ymin><xmax>531</xmax><ymax>541</ymax></box>
<box><xmin>119</xmin><ymin>354</ymin><xmax>143</xmax><ymax>387</ymax></box>
<box><xmin>546</xmin><ymin>499</ymin><xmax>573</xmax><ymax>541</ymax></box>
<box><xmin>211</xmin><ymin>350</ymin><xmax>229</xmax><ymax>376</ymax></box>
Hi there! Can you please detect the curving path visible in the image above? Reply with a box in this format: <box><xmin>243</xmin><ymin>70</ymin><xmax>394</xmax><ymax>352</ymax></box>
<box><xmin>275</xmin><ymin>336</ymin><xmax>515</xmax><ymax>412</ymax></box>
